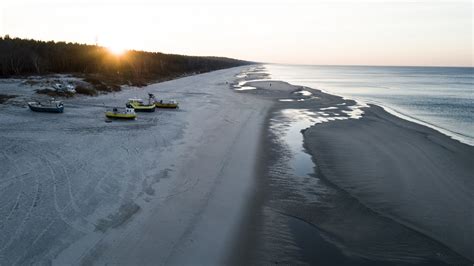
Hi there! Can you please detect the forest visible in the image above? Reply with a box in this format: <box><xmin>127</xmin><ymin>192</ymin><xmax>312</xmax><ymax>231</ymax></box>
<box><xmin>0</xmin><ymin>36</ymin><xmax>251</xmax><ymax>85</ymax></box>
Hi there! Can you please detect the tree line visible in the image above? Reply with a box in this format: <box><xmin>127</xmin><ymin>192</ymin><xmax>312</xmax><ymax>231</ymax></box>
<box><xmin>0</xmin><ymin>36</ymin><xmax>252</xmax><ymax>81</ymax></box>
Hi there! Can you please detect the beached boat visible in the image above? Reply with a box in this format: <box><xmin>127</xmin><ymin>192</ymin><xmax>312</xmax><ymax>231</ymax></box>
<box><xmin>148</xmin><ymin>93</ymin><xmax>179</xmax><ymax>109</ymax></box>
<box><xmin>126</xmin><ymin>98</ymin><xmax>156</xmax><ymax>112</ymax></box>
<box><xmin>105</xmin><ymin>107</ymin><xmax>137</xmax><ymax>119</ymax></box>
<box><xmin>28</xmin><ymin>100</ymin><xmax>64</xmax><ymax>113</ymax></box>
<box><xmin>155</xmin><ymin>99</ymin><xmax>179</xmax><ymax>109</ymax></box>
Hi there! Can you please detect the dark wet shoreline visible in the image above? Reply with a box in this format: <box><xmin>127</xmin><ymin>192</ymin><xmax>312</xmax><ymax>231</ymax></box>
<box><xmin>230</xmin><ymin>74</ymin><xmax>472</xmax><ymax>265</ymax></box>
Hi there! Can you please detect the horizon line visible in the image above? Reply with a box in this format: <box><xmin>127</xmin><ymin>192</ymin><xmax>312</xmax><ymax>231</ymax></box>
<box><xmin>2</xmin><ymin>35</ymin><xmax>472</xmax><ymax>69</ymax></box>
<box><xmin>262</xmin><ymin>62</ymin><xmax>474</xmax><ymax>69</ymax></box>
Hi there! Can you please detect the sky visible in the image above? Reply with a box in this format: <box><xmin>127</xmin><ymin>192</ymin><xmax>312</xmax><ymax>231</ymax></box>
<box><xmin>0</xmin><ymin>0</ymin><xmax>472</xmax><ymax>66</ymax></box>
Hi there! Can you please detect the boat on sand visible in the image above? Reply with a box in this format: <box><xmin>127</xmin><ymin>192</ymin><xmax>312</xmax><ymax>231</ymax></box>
<box><xmin>155</xmin><ymin>99</ymin><xmax>179</xmax><ymax>109</ymax></box>
<box><xmin>126</xmin><ymin>98</ymin><xmax>156</xmax><ymax>112</ymax></box>
<box><xmin>28</xmin><ymin>100</ymin><xmax>64</xmax><ymax>113</ymax></box>
<box><xmin>105</xmin><ymin>107</ymin><xmax>137</xmax><ymax>119</ymax></box>
<box><xmin>149</xmin><ymin>94</ymin><xmax>179</xmax><ymax>109</ymax></box>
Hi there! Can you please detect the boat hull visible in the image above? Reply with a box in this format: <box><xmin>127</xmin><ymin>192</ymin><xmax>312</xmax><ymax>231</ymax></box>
<box><xmin>155</xmin><ymin>103</ymin><xmax>178</xmax><ymax>109</ymax></box>
<box><xmin>126</xmin><ymin>103</ymin><xmax>156</xmax><ymax>112</ymax></box>
<box><xmin>105</xmin><ymin>112</ymin><xmax>136</xmax><ymax>119</ymax></box>
<box><xmin>28</xmin><ymin>104</ymin><xmax>64</xmax><ymax>113</ymax></box>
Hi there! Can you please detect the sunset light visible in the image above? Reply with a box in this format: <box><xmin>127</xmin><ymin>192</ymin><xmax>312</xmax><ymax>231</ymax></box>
<box><xmin>107</xmin><ymin>45</ymin><xmax>126</xmax><ymax>56</ymax></box>
<box><xmin>0</xmin><ymin>0</ymin><xmax>472</xmax><ymax>265</ymax></box>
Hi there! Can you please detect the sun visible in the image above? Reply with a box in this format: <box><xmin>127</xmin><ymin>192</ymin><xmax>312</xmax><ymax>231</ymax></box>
<box><xmin>107</xmin><ymin>45</ymin><xmax>126</xmax><ymax>56</ymax></box>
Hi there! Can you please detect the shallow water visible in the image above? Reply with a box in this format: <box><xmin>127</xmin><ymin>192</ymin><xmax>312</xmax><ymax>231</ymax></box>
<box><xmin>294</xmin><ymin>90</ymin><xmax>312</xmax><ymax>96</ymax></box>
<box><xmin>232</xmin><ymin>80</ymin><xmax>257</xmax><ymax>91</ymax></box>
<box><xmin>267</xmin><ymin>64</ymin><xmax>474</xmax><ymax>145</ymax></box>
<box><xmin>235</xmin><ymin>86</ymin><xmax>257</xmax><ymax>91</ymax></box>
<box><xmin>261</xmin><ymin>104</ymin><xmax>470</xmax><ymax>265</ymax></box>
<box><xmin>271</xmin><ymin>109</ymin><xmax>315</xmax><ymax>177</ymax></box>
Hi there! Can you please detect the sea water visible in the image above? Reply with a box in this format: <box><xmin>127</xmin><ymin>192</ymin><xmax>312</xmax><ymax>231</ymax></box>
<box><xmin>259</xmin><ymin>67</ymin><xmax>472</xmax><ymax>265</ymax></box>
<box><xmin>266</xmin><ymin>64</ymin><xmax>474</xmax><ymax>145</ymax></box>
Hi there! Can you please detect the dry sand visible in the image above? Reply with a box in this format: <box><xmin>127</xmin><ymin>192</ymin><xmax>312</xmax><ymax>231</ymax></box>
<box><xmin>0</xmin><ymin>66</ymin><xmax>271</xmax><ymax>265</ymax></box>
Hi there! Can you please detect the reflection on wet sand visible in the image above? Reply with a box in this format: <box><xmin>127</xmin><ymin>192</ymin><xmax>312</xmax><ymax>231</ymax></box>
<box><xmin>233</xmin><ymin>66</ymin><xmax>469</xmax><ymax>265</ymax></box>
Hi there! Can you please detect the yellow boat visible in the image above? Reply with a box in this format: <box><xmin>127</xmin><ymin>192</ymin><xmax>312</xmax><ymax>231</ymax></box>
<box><xmin>126</xmin><ymin>98</ymin><xmax>156</xmax><ymax>112</ymax></box>
<box><xmin>148</xmin><ymin>93</ymin><xmax>179</xmax><ymax>109</ymax></box>
<box><xmin>105</xmin><ymin>107</ymin><xmax>137</xmax><ymax>119</ymax></box>
<box><xmin>155</xmin><ymin>100</ymin><xmax>179</xmax><ymax>109</ymax></box>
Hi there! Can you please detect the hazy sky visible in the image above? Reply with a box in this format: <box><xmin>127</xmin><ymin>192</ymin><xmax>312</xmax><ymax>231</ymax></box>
<box><xmin>1</xmin><ymin>0</ymin><xmax>472</xmax><ymax>66</ymax></box>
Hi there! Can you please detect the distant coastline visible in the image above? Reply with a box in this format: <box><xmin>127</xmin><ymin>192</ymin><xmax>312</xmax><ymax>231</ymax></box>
<box><xmin>0</xmin><ymin>36</ymin><xmax>252</xmax><ymax>98</ymax></box>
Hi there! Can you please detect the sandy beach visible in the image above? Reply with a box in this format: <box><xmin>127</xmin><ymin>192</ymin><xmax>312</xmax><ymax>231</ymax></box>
<box><xmin>0</xmin><ymin>65</ymin><xmax>472</xmax><ymax>265</ymax></box>
<box><xmin>0</xmin><ymin>66</ymin><xmax>270</xmax><ymax>265</ymax></box>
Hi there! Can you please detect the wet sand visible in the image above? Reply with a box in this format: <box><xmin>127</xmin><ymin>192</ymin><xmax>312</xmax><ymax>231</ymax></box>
<box><xmin>303</xmin><ymin>104</ymin><xmax>474</xmax><ymax>262</ymax></box>
<box><xmin>232</xmin><ymin>78</ymin><xmax>473</xmax><ymax>265</ymax></box>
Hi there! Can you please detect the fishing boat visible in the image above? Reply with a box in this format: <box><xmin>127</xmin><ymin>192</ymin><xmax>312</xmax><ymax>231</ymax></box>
<box><xmin>149</xmin><ymin>94</ymin><xmax>179</xmax><ymax>109</ymax></box>
<box><xmin>28</xmin><ymin>100</ymin><xmax>64</xmax><ymax>113</ymax></box>
<box><xmin>155</xmin><ymin>99</ymin><xmax>179</xmax><ymax>109</ymax></box>
<box><xmin>105</xmin><ymin>107</ymin><xmax>137</xmax><ymax>119</ymax></box>
<box><xmin>126</xmin><ymin>98</ymin><xmax>156</xmax><ymax>112</ymax></box>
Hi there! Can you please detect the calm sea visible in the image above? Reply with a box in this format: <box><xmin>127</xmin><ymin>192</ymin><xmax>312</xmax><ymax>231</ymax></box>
<box><xmin>266</xmin><ymin>64</ymin><xmax>474</xmax><ymax>145</ymax></box>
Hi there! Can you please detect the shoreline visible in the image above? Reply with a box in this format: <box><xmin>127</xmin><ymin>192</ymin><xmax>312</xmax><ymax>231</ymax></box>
<box><xmin>264</xmin><ymin>65</ymin><xmax>474</xmax><ymax>148</ymax></box>
<box><xmin>234</xmin><ymin>77</ymin><xmax>472</xmax><ymax>265</ymax></box>
<box><xmin>344</xmin><ymin>98</ymin><xmax>474</xmax><ymax>147</ymax></box>
<box><xmin>376</xmin><ymin>104</ymin><xmax>474</xmax><ymax>146</ymax></box>
<box><xmin>303</xmin><ymin>103</ymin><xmax>474</xmax><ymax>262</ymax></box>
